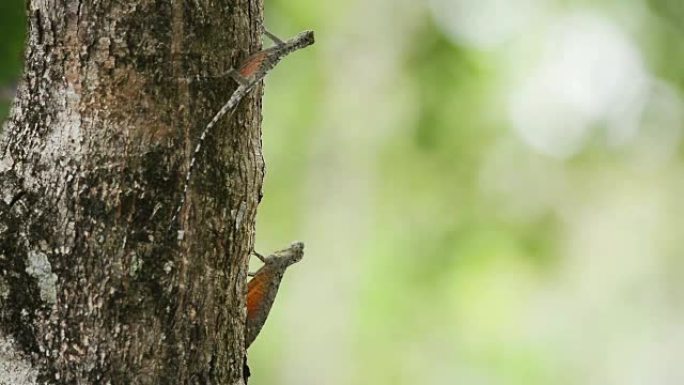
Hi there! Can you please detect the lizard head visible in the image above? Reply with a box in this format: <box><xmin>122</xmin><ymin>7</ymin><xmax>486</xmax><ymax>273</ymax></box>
<box><xmin>267</xmin><ymin>241</ymin><xmax>304</xmax><ymax>268</ymax></box>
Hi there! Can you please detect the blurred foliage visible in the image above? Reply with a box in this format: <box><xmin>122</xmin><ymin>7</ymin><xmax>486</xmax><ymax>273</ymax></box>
<box><xmin>648</xmin><ymin>0</ymin><xmax>684</xmax><ymax>32</ymax></box>
<box><xmin>0</xmin><ymin>1</ymin><xmax>24</xmax><ymax>122</ymax></box>
<box><xmin>2</xmin><ymin>0</ymin><xmax>684</xmax><ymax>384</ymax></box>
<box><xmin>0</xmin><ymin>2</ymin><xmax>24</xmax><ymax>82</ymax></box>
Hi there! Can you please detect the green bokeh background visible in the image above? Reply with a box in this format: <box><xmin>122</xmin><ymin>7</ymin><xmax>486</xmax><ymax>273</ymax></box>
<box><xmin>2</xmin><ymin>1</ymin><xmax>684</xmax><ymax>384</ymax></box>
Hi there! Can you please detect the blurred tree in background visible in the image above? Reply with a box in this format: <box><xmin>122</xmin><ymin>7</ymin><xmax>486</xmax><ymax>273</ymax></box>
<box><xmin>3</xmin><ymin>0</ymin><xmax>684</xmax><ymax>384</ymax></box>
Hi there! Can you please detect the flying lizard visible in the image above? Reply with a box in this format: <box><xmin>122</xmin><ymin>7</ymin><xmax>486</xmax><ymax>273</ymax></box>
<box><xmin>245</xmin><ymin>242</ymin><xmax>304</xmax><ymax>347</ymax></box>
<box><xmin>169</xmin><ymin>29</ymin><xmax>315</xmax><ymax>229</ymax></box>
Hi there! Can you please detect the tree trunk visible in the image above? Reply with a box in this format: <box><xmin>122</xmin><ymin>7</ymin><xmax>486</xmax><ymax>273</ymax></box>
<box><xmin>0</xmin><ymin>1</ymin><xmax>264</xmax><ymax>383</ymax></box>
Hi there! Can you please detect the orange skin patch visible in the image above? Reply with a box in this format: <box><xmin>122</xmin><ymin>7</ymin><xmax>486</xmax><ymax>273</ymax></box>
<box><xmin>246</xmin><ymin>272</ymin><xmax>268</xmax><ymax>320</ymax></box>
<box><xmin>238</xmin><ymin>52</ymin><xmax>268</xmax><ymax>78</ymax></box>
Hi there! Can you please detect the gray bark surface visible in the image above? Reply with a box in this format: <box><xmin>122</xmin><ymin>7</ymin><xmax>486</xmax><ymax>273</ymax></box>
<box><xmin>0</xmin><ymin>1</ymin><xmax>264</xmax><ymax>383</ymax></box>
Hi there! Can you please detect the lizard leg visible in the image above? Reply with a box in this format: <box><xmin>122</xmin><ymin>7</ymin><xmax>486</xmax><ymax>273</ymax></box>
<box><xmin>263</xmin><ymin>28</ymin><xmax>285</xmax><ymax>46</ymax></box>
<box><xmin>251</xmin><ymin>249</ymin><xmax>267</xmax><ymax>263</ymax></box>
<box><xmin>176</xmin><ymin>69</ymin><xmax>239</xmax><ymax>84</ymax></box>
<box><xmin>228</xmin><ymin>68</ymin><xmax>250</xmax><ymax>86</ymax></box>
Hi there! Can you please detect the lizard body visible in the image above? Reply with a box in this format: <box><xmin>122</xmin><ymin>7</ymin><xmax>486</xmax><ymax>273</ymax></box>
<box><xmin>245</xmin><ymin>242</ymin><xmax>304</xmax><ymax>347</ymax></box>
<box><xmin>169</xmin><ymin>30</ymin><xmax>315</xmax><ymax>230</ymax></box>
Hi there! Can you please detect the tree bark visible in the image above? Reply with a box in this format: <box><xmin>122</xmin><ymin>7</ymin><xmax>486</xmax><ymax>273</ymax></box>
<box><xmin>0</xmin><ymin>1</ymin><xmax>264</xmax><ymax>383</ymax></box>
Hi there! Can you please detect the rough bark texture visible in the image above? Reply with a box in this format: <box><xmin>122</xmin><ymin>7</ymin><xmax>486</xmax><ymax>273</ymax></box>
<box><xmin>0</xmin><ymin>0</ymin><xmax>264</xmax><ymax>384</ymax></box>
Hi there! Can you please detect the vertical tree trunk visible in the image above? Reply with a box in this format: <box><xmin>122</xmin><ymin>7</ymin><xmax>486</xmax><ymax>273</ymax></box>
<box><xmin>0</xmin><ymin>1</ymin><xmax>264</xmax><ymax>383</ymax></box>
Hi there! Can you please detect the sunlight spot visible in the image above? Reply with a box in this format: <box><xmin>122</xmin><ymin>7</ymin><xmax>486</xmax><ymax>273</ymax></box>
<box><xmin>508</xmin><ymin>13</ymin><xmax>650</xmax><ymax>158</ymax></box>
<box><xmin>428</xmin><ymin>0</ymin><xmax>545</xmax><ymax>49</ymax></box>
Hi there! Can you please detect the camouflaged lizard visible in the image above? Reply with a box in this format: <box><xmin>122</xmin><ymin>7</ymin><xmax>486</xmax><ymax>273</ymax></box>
<box><xmin>169</xmin><ymin>30</ymin><xmax>315</xmax><ymax>230</ymax></box>
<box><xmin>246</xmin><ymin>242</ymin><xmax>304</xmax><ymax>347</ymax></box>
